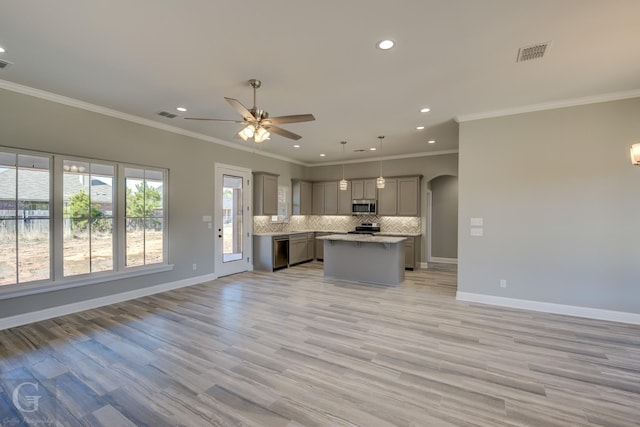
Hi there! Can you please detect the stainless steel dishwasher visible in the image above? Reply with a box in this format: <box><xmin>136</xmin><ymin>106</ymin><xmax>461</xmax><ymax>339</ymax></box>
<box><xmin>272</xmin><ymin>236</ymin><xmax>289</xmax><ymax>270</ymax></box>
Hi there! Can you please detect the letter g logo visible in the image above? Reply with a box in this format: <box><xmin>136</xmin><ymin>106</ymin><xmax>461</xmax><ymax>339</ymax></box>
<box><xmin>12</xmin><ymin>382</ymin><xmax>42</xmax><ymax>413</ymax></box>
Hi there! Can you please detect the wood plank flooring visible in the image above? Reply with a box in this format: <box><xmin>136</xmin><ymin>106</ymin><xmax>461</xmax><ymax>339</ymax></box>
<box><xmin>1</xmin><ymin>262</ymin><xmax>639</xmax><ymax>426</ymax></box>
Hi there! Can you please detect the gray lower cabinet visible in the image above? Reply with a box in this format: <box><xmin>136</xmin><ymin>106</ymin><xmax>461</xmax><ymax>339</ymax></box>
<box><xmin>376</xmin><ymin>233</ymin><xmax>421</xmax><ymax>270</ymax></box>
<box><xmin>315</xmin><ymin>232</ymin><xmax>331</xmax><ymax>260</ymax></box>
<box><xmin>289</xmin><ymin>233</ymin><xmax>310</xmax><ymax>265</ymax></box>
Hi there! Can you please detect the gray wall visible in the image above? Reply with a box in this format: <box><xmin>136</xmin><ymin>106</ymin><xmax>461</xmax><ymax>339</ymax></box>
<box><xmin>0</xmin><ymin>88</ymin><xmax>306</xmax><ymax>319</ymax></box>
<box><xmin>429</xmin><ymin>175</ymin><xmax>458</xmax><ymax>259</ymax></box>
<box><xmin>458</xmin><ymin>97</ymin><xmax>640</xmax><ymax>314</ymax></box>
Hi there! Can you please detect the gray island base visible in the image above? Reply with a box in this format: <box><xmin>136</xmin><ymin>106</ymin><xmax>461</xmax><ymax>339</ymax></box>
<box><xmin>316</xmin><ymin>234</ymin><xmax>407</xmax><ymax>285</ymax></box>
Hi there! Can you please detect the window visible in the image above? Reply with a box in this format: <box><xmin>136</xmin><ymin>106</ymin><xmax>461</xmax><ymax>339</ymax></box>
<box><xmin>0</xmin><ymin>147</ymin><xmax>168</xmax><ymax>294</ymax></box>
<box><xmin>125</xmin><ymin>168</ymin><xmax>164</xmax><ymax>266</ymax></box>
<box><xmin>63</xmin><ymin>160</ymin><xmax>114</xmax><ymax>276</ymax></box>
<box><xmin>0</xmin><ymin>152</ymin><xmax>51</xmax><ymax>285</ymax></box>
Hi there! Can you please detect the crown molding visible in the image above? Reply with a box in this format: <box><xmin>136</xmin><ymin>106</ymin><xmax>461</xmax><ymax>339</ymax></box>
<box><xmin>0</xmin><ymin>79</ymin><xmax>307</xmax><ymax>166</ymax></box>
<box><xmin>455</xmin><ymin>89</ymin><xmax>640</xmax><ymax>123</ymax></box>
<box><xmin>309</xmin><ymin>149</ymin><xmax>459</xmax><ymax>167</ymax></box>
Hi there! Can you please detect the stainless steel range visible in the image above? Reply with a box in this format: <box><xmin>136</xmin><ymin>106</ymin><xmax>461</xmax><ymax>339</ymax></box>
<box><xmin>348</xmin><ymin>223</ymin><xmax>380</xmax><ymax>234</ymax></box>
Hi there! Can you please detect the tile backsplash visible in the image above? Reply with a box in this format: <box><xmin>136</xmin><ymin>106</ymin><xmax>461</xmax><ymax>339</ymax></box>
<box><xmin>253</xmin><ymin>215</ymin><xmax>421</xmax><ymax>234</ymax></box>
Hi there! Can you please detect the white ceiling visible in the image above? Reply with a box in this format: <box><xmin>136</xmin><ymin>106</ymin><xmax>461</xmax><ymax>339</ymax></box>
<box><xmin>1</xmin><ymin>0</ymin><xmax>639</xmax><ymax>165</ymax></box>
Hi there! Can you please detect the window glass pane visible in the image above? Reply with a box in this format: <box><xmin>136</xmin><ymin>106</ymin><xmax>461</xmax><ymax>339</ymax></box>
<box><xmin>63</xmin><ymin>159</ymin><xmax>114</xmax><ymax>276</ymax></box>
<box><xmin>126</xmin><ymin>218</ymin><xmax>144</xmax><ymax>267</ymax></box>
<box><xmin>0</xmin><ymin>219</ymin><xmax>17</xmax><ymax>285</ymax></box>
<box><xmin>17</xmin><ymin>154</ymin><xmax>50</xmax><ymax>283</ymax></box>
<box><xmin>125</xmin><ymin>168</ymin><xmax>164</xmax><ymax>267</ymax></box>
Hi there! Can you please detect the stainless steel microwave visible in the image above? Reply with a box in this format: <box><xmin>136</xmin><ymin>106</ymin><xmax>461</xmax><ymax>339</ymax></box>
<box><xmin>352</xmin><ymin>199</ymin><xmax>376</xmax><ymax>215</ymax></box>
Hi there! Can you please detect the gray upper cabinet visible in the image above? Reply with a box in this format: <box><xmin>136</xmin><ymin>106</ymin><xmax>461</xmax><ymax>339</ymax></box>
<box><xmin>253</xmin><ymin>172</ymin><xmax>278</xmax><ymax>216</ymax></box>
<box><xmin>397</xmin><ymin>176</ymin><xmax>420</xmax><ymax>216</ymax></box>
<box><xmin>377</xmin><ymin>176</ymin><xmax>421</xmax><ymax>216</ymax></box>
<box><xmin>292</xmin><ymin>180</ymin><xmax>312</xmax><ymax>215</ymax></box>
<box><xmin>312</xmin><ymin>181</ymin><xmax>339</xmax><ymax>215</ymax></box>
<box><xmin>377</xmin><ymin>178</ymin><xmax>398</xmax><ymax>216</ymax></box>
<box><xmin>338</xmin><ymin>180</ymin><xmax>352</xmax><ymax>215</ymax></box>
<box><xmin>351</xmin><ymin>179</ymin><xmax>377</xmax><ymax>200</ymax></box>
<box><xmin>323</xmin><ymin>181</ymin><xmax>338</xmax><ymax>214</ymax></box>
<box><xmin>312</xmin><ymin>182</ymin><xmax>324</xmax><ymax>214</ymax></box>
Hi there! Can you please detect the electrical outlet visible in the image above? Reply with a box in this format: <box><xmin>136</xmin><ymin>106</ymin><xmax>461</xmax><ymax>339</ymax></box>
<box><xmin>500</xmin><ymin>279</ymin><xmax>507</xmax><ymax>289</ymax></box>
<box><xmin>192</xmin><ymin>263</ymin><xmax>197</xmax><ymax>271</ymax></box>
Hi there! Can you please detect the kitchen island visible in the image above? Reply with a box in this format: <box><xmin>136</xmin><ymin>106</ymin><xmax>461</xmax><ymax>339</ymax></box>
<box><xmin>316</xmin><ymin>234</ymin><xmax>406</xmax><ymax>285</ymax></box>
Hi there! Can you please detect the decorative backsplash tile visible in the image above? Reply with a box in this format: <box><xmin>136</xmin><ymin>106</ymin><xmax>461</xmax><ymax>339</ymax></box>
<box><xmin>253</xmin><ymin>215</ymin><xmax>421</xmax><ymax>234</ymax></box>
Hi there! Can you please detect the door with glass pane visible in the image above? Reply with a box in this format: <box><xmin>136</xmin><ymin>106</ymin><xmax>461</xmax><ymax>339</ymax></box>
<box><xmin>215</xmin><ymin>163</ymin><xmax>252</xmax><ymax>277</ymax></box>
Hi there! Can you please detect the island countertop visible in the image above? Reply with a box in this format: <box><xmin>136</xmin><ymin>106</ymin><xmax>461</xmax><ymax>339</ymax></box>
<box><xmin>316</xmin><ymin>234</ymin><xmax>406</xmax><ymax>244</ymax></box>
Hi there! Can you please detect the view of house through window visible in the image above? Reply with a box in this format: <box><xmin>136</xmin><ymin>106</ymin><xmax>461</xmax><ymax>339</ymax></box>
<box><xmin>125</xmin><ymin>168</ymin><xmax>164</xmax><ymax>267</ymax></box>
<box><xmin>0</xmin><ymin>147</ymin><xmax>167</xmax><ymax>290</ymax></box>
<box><xmin>0</xmin><ymin>152</ymin><xmax>51</xmax><ymax>285</ymax></box>
<box><xmin>63</xmin><ymin>160</ymin><xmax>114</xmax><ymax>276</ymax></box>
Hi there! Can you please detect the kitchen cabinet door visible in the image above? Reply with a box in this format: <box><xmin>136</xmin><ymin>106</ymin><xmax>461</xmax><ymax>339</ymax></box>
<box><xmin>312</xmin><ymin>182</ymin><xmax>325</xmax><ymax>214</ymax></box>
<box><xmin>289</xmin><ymin>235</ymin><xmax>307</xmax><ymax>265</ymax></box>
<box><xmin>397</xmin><ymin>176</ymin><xmax>420</xmax><ymax>216</ymax></box>
<box><xmin>324</xmin><ymin>181</ymin><xmax>338</xmax><ymax>215</ymax></box>
<box><xmin>292</xmin><ymin>180</ymin><xmax>313</xmax><ymax>215</ymax></box>
<box><xmin>253</xmin><ymin>172</ymin><xmax>278</xmax><ymax>215</ymax></box>
<box><xmin>377</xmin><ymin>178</ymin><xmax>397</xmax><ymax>215</ymax></box>
<box><xmin>338</xmin><ymin>180</ymin><xmax>352</xmax><ymax>214</ymax></box>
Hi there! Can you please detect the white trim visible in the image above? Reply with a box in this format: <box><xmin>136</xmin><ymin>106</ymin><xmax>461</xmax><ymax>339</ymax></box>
<box><xmin>0</xmin><ymin>264</ymin><xmax>174</xmax><ymax>300</ymax></box>
<box><xmin>455</xmin><ymin>89</ymin><xmax>640</xmax><ymax>122</ymax></box>
<box><xmin>0</xmin><ymin>79</ymin><xmax>306</xmax><ymax>166</ymax></box>
<box><xmin>456</xmin><ymin>292</ymin><xmax>640</xmax><ymax>325</ymax></box>
<box><xmin>310</xmin><ymin>149</ymin><xmax>459</xmax><ymax>167</ymax></box>
<box><xmin>0</xmin><ymin>273</ymin><xmax>218</xmax><ymax>331</ymax></box>
<box><xmin>429</xmin><ymin>257</ymin><xmax>458</xmax><ymax>264</ymax></box>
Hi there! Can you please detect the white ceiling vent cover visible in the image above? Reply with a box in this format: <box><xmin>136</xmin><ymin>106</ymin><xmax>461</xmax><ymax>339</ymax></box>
<box><xmin>517</xmin><ymin>42</ymin><xmax>551</xmax><ymax>62</ymax></box>
<box><xmin>0</xmin><ymin>59</ymin><xmax>14</xmax><ymax>70</ymax></box>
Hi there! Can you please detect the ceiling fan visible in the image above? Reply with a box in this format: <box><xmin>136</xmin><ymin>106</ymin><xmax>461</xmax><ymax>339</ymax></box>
<box><xmin>185</xmin><ymin>79</ymin><xmax>315</xmax><ymax>142</ymax></box>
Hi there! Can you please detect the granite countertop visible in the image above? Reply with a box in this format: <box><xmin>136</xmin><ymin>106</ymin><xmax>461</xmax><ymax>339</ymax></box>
<box><xmin>316</xmin><ymin>234</ymin><xmax>407</xmax><ymax>244</ymax></box>
<box><xmin>253</xmin><ymin>230</ymin><xmax>420</xmax><ymax>237</ymax></box>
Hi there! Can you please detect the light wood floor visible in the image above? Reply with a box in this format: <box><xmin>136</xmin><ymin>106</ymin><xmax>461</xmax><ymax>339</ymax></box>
<box><xmin>1</xmin><ymin>262</ymin><xmax>639</xmax><ymax>426</ymax></box>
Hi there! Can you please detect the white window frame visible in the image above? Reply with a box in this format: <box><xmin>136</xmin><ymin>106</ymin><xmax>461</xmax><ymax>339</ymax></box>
<box><xmin>0</xmin><ymin>147</ymin><xmax>172</xmax><ymax>300</ymax></box>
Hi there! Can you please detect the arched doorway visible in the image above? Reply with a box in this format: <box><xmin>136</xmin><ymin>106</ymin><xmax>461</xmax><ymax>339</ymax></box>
<box><xmin>426</xmin><ymin>175</ymin><xmax>458</xmax><ymax>266</ymax></box>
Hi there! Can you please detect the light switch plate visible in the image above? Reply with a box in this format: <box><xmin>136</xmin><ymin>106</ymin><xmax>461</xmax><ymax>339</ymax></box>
<box><xmin>470</xmin><ymin>217</ymin><xmax>483</xmax><ymax>226</ymax></box>
<box><xmin>470</xmin><ymin>227</ymin><xmax>484</xmax><ymax>237</ymax></box>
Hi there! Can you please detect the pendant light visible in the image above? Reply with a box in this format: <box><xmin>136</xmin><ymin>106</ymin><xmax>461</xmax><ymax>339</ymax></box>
<box><xmin>339</xmin><ymin>141</ymin><xmax>348</xmax><ymax>191</ymax></box>
<box><xmin>376</xmin><ymin>135</ymin><xmax>385</xmax><ymax>189</ymax></box>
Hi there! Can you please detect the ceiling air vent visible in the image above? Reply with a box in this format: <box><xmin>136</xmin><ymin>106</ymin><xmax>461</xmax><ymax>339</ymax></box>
<box><xmin>0</xmin><ymin>59</ymin><xmax>14</xmax><ymax>70</ymax></box>
<box><xmin>157</xmin><ymin>111</ymin><xmax>178</xmax><ymax>119</ymax></box>
<box><xmin>517</xmin><ymin>42</ymin><xmax>551</xmax><ymax>62</ymax></box>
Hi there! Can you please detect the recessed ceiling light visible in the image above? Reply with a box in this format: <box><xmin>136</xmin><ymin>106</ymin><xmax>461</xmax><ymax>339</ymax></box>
<box><xmin>416</xmin><ymin>126</ymin><xmax>425</xmax><ymax>130</ymax></box>
<box><xmin>0</xmin><ymin>47</ymin><xmax>5</xmax><ymax>53</ymax></box>
<box><xmin>377</xmin><ymin>39</ymin><xmax>395</xmax><ymax>50</ymax></box>
<box><xmin>420</xmin><ymin>107</ymin><xmax>431</xmax><ymax>113</ymax></box>
<box><xmin>176</xmin><ymin>107</ymin><xmax>187</xmax><ymax>112</ymax></box>
<box><xmin>293</xmin><ymin>144</ymin><xmax>300</xmax><ymax>148</ymax></box>
<box><xmin>428</xmin><ymin>140</ymin><xmax>436</xmax><ymax>144</ymax></box>
<box><xmin>370</xmin><ymin>147</ymin><xmax>376</xmax><ymax>151</ymax></box>
<box><xmin>320</xmin><ymin>153</ymin><xmax>326</xmax><ymax>157</ymax></box>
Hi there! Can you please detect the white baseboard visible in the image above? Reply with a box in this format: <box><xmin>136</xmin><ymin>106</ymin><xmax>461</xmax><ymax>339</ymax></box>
<box><xmin>0</xmin><ymin>273</ymin><xmax>218</xmax><ymax>331</ymax></box>
<box><xmin>456</xmin><ymin>291</ymin><xmax>640</xmax><ymax>325</ymax></box>
<box><xmin>429</xmin><ymin>257</ymin><xmax>458</xmax><ymax>264</ymax></box>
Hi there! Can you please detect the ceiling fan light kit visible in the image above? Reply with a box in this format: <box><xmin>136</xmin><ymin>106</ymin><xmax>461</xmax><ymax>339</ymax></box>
<box><xmin>185</xmin><ymin>79</ymin><xmax>315</xmax><ymax>143</ymax></box>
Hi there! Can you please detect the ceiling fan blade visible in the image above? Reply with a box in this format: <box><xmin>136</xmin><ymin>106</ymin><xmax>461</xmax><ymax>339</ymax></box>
<box><xmin>263</xmin><ymin>114</ymin><xmax>315</xmax><ymax>125</ymax></box>
<box><xmin>225</xmin><ymin>97</ymin><xmax>255</xmax><ymax>120</ymax></box>
<box><xmin>265</xmin><ymin>125</ymin><xmax>302</xmax><ymax>140</ymax></box>
<box><xmin>184</xmin><ymin>117</ymin><xmax>245</xmax><ymax>123</ymax></box>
